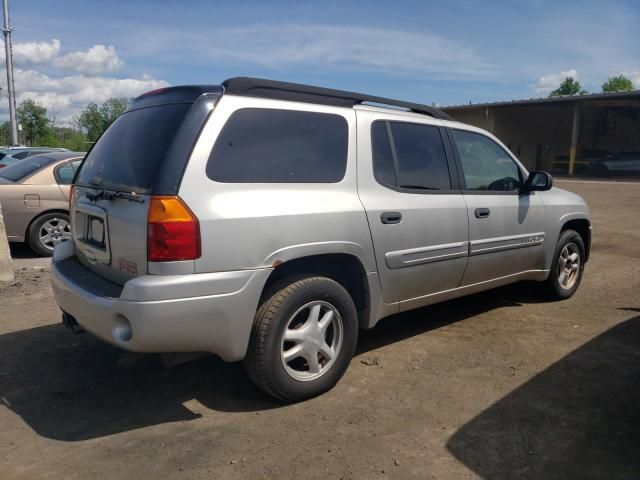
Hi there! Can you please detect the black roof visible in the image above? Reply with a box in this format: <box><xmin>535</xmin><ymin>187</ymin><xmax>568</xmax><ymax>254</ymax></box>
<box><xmin>222</xmin><ymin>77</ymin><xmax>453</xmax><ymax>120</ymax></box>
<box><xmin>129</xmin><ymin>85</ymin><xmax>224</xmax><ymax>110</ymax></box>
<box><xmin>129</xmin><ymin>78</ymin><xmax>453</xmax><ymax>120</ymax></box>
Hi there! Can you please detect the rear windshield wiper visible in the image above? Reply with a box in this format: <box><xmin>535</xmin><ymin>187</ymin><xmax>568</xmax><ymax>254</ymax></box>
<box><xmin>83</xmin><ymin>188</ymin><xmax>144</xmax><ymax>203</ymax></box>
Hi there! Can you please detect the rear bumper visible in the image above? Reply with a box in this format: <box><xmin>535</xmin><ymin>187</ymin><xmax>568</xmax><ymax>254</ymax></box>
<box><xmin>50</xmin><ymin>256</ymin><xmax>272</xmax><ymax>361</ymax></box>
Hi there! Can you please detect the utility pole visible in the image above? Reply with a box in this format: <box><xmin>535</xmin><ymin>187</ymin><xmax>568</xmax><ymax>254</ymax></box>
<box><xmin>3</xmin><ymin>0</ymin><xmax>18</xmax><ymax>146</ymax></box>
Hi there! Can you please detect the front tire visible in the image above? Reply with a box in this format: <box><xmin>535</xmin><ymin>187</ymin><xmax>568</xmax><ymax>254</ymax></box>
<box><xmin>245</xmin><ymin>276</ymin><xmax>358</xmax><ymax>402</ymax></box>
<box><xmin>543</xmin><ymin>229</ymin><xmax>585</xmax><ymax>300</ymax></box>
<box><xmin>27</xmin><ymin>212</ymin><xmax>72</xmax><ymax>257</ymax></box>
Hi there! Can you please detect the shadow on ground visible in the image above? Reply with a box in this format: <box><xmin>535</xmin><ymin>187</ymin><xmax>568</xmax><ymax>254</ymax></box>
<box><xmin>9</xmin><ymin>243</ymin><xmax>39</xmax><ymax>259</ymax></box>
<box><xmin>0</xmin><ymin>282</ymin><xmax>578</xmax><ymax>442</ymax></box>
<box><xmin>447</xmin><ymin>313</ymin><xmax>640</xmax><ymax>480</ymax></box>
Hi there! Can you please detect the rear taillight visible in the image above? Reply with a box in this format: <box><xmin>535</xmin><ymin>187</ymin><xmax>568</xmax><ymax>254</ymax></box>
<box><xmin>147</xmin><ymin>196</ymin><xmax>200</xmax><ymax>262</ymax></box>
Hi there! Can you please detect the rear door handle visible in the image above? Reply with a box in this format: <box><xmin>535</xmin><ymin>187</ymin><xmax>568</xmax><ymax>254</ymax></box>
<box><xmin>475</xmin><ymin>208</ymin><xmax>490</xmax><ymax>219</ymax></box>
<box><xmin>381</xmin><ymin>212</ymin><xmax>402</xmax><ymax>224</ymax></box>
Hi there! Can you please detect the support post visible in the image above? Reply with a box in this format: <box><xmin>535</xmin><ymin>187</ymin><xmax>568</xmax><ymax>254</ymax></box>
<box><xmin>0</xmin><ymin>202</ymin><xmax>14</xmax><ymax>283</ymax></box>
<box><xmin>2</xmin><ymin>0</ymin><xmax>18</xmax><ymax>146</ymax></box>
<box><xmin>568</xmin><ymin>102</ymin><xmax>580</xmax><ymax>175</ymax></box>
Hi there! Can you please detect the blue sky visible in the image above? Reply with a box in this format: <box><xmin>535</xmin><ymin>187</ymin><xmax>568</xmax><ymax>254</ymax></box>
<box><xmin>3</xmin><ymin>0</ymin><xmax>639</xmax><ymax>122</ymax></box>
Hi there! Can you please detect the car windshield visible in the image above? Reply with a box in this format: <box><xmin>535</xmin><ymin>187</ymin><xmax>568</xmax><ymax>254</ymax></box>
<box><xmin>0</xmin><ymin>155</ymin><xmax>56</xmax><ymax>182</ymax></box>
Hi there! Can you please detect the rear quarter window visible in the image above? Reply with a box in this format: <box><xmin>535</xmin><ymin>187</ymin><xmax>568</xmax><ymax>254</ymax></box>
<box><xmin>206</xmin><ymin>108</ymin><xmax>348</xmax><ymax>183</ymax></box>
<box><xmin>76</xmin><ymin>103</ymin><xmax>192</xmax><ymax>193</ymax></box>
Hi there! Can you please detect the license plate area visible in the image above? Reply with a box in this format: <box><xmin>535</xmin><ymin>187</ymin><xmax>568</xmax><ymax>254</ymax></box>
<box><xmin>74</xmin><ymin>203</ymin><xmax>111</xmax><ymax>265</ymax></box>
<box><xmin>86</xmin><ymin>216</ymin><xmax>105</xmax><ymax>249</ymax></box>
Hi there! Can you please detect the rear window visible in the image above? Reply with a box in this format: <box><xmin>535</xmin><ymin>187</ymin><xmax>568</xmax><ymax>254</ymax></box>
<box><xmin>371</xmin><ymin>121</ymin><xmax>452</xmax><ymax>191</ymax></box>
<box><xmin>76</xmin><ymin>103</ymin><xmax>191</xmax><ymax>193</ymax></box>
<box><xmin>0</xmin><ymin>155</ymin><xmax>56</xmax><ymax>182</ymax></box>
<box><xmin>207</xmin><ymin>108</ymin><xmax>348</xmax><ymax>183</ymax></box>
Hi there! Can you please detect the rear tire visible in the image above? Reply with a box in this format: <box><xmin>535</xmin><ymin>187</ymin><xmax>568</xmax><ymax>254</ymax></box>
<box><xmin>245</xmin><ymin>276</ymin><xmax>358</xmax><ymax>402</ymax></box>
<box><xmin>543</xmin><ymin>229</ymin><xmax>585</xmax><ymax>300</ymax></box>
<box><xmin>27</xmin><ymin>212</ymin><xmax>71</xmax><ymax>257</ymax></box>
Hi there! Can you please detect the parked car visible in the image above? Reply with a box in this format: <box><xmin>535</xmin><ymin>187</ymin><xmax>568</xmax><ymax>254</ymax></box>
<box><xmin>589</xmin><ymin>153</ymin><xmax>640</xmax><ymax>177</ymax></box>
<box><xmin>0</xmin><ymin>151</ymin><xmax>84</xmax><ymax>255</ymax></box>
<box><xmin>51</xmin><ymin>78</ymin><xmax>591</xmax><ymax>401</ymax></box>
<box><xmin>0</xmin><ymin>146</ymin><xmax>69</xmax><ymax>162</ymax></box>
<box><xmin>0</xmin><ymin>154</ymin><xmax>19</xmax><ymax>169</ymax></box>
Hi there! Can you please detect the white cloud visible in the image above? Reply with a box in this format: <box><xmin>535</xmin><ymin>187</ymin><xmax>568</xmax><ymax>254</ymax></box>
<box><xmin>53</xmin><ymin>44</ymin><xmax>123</xmax><ymax>74</ymax></box>
<box><xmin>12</xmin><ymin>39</ymin><xmax>61</xmax><ymax>65</ymax></box>
<box><xmin>134</xmin><ymin>24</ymin><xmax>491</xmax><ymax>78</ymax></box>
<box><xmin>0</xmin><ymin>68</ymin><xmax>168</xmax><ymax>124</ymax></box>
<box><xmin>7</xmin><ymin>39</ymin><xmax>123</xmax><ymax>74</ymax></box>
<box><xmin>532</xmin><ymin>69</ymin><xmax>578</xmax><ymax>93</ymax></box>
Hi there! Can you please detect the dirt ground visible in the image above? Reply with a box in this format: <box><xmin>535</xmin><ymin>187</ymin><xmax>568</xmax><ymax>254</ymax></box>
<box><xmin>1</xmin><ymin>180</ymin><xmax>639</xmax><ymax>480</ymax></box>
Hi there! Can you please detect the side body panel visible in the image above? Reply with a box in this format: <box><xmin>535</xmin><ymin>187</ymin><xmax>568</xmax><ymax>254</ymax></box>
<box><xmin>0</xmin><ymin>182</ymin><xmax>68</xmax><ymax>241</ymax></box>
<box><xmin>445</xmin><ymin>125</ymin><xmax>548</xmax><ymax>284</ymax></box>
<box><xmin>180</xmin><ymin>95</ymin><xmax>376</xmax><ymax>275</ymax></box>
<box><xmin>538</xmin><ymin>186</ymin><xmax>592</xmax><ymax>271</ymax></box>
<box><xmin>355</xmin><ymin>108</ymin><xmax>469</xmax><ymax>312</ymax></box>
<box><xmin>460</xmin><ymin>192</ymin><xmax>547</xmax><ymax>284</ymax></box>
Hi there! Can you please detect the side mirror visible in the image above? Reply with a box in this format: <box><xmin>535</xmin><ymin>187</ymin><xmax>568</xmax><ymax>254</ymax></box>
<box><xmin>523</xmin><ymin>171</ymin><xmax>553</xmax><ymax>192</ymax></box>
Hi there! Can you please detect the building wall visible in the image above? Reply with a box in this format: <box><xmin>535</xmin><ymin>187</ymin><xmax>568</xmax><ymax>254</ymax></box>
<box><xmin>445</xmin><ymin>97</ymin><xmax>640</xmax><ymax>176</ymax></box>
<box><xmin>447</xmin><ymin>104</ymin><xmax>574</xmax><ymax>170</ymax></box>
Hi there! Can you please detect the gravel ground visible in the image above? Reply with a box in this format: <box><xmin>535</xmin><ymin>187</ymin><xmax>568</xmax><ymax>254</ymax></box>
<box><xmin>1</xmin><ymin>180</ymin><xmax>639</xmax><ymax>480</ymax></box>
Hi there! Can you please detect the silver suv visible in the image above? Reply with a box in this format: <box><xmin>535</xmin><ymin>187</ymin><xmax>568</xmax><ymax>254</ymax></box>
<box><xmin>51</xmin><ymin>78</ymin><xmax>591</xmax><ymax>401</ymax></box>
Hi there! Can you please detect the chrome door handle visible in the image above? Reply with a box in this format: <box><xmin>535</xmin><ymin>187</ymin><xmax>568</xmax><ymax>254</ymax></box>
<box><xmin>474</xmin><ymin>208</ymin><xmax>490</xmax><ymax>219</ymax></box>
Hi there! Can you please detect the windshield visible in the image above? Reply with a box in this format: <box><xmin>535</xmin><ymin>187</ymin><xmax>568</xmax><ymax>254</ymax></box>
<box><xmin>75</xmin><ymin>103</ymin><xmax>192</xmax><ymax>193</ymax></box>
<box><xmin>0</xmin><ymin>155</ymin><xmax>56</xmax><ymax>182</ymax></box>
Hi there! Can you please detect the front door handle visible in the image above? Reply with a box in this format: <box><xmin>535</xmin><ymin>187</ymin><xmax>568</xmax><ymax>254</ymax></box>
<box><xmin>381</xmin><ymin>212</ymin><xmax>402</xmax><ymax>224</ymax></box>
<box><xmin>475</xmin><ymin>208</ymin><xmax>490</xmax><ymax>219</ymax></box>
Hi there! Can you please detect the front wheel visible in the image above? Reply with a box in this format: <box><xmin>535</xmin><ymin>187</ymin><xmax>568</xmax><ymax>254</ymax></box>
<box><xmin>543</xmin><ymin>229</ymin><xmax>585</xmax><ymax>300</ymax></box>
<box><xmin>245</xmin><ymin>276</ymin><xmax>358</xmax><ymax>402</ymax></box>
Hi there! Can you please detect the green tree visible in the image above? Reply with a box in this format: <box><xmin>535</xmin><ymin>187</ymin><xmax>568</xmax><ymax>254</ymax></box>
<box><xmin>0</xmin><ymin>121</ymin><xmax>11</xmax><ymax>146</ymax></box>
<box><xmin>549</xmin><ymin>77</ymin><xmax>588</xmax><ymax>97</ymax></box>
<box><xmin>77</xmin><ymin>102</ymin><xmax>103</xmax><ymax>142</ymax></box>
<box><xmin>17</xmin><ymin>99</ymin><xmax>49</xmax><ymax>145</ymax></box>
<box><xmin>78</xmin><ymin>97</ymin><xmax>130</xmax><ymax>142</ymax></box>
<box><xmin>39</xmin><ymin>126</ymin><xmax>88</xmax><ymax>151</ymax></box>
<box><xmin>601</xmin><ymin>75</ymin><xmax>634</xmax><ymax>92</ymax></box>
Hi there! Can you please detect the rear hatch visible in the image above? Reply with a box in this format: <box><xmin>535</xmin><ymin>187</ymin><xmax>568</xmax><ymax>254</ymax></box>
<box><xmin>71</xmin><ymin>86</ymin><xmax>222</xmax><ymax>285</ymax></box>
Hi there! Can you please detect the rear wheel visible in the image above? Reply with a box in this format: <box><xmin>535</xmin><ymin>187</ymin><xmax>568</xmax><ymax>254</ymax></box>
<box><xmin>27</xmin><ymin>212</ymin><xmax>71</xmax><ymax>257</ymax></box>
<box><xmin>245</xmin><ymin>276</ymin><xmax>358</xmax><ymax>402</ymax></box>
<box><xmin>543</xmin><ymin>229</ymin><xmax>585</xmax><ymax>300</ymax></box>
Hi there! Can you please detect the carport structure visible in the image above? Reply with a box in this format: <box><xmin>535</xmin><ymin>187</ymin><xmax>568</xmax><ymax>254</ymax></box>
<box><xmin>442</xmin><ymin>90</ymin><xmax>640</xmax><ymax>178</ymax></box>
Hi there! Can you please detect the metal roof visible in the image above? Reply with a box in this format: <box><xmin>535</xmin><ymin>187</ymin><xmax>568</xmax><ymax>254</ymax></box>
<box><xmin>443</xmin><ymin>89</ymin><xmax>640</xmax><ymax>111</ymax></box>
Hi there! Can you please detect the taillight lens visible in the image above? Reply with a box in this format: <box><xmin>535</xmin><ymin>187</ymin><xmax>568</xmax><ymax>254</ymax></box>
<box><xmin>147</xmin><ymin>196</ymin><xmax>200</xmax><ymax>261</ymax></box>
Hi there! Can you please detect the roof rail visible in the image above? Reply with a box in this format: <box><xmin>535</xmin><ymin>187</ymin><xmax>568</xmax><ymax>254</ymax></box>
<box><xmin>222</xmin><ymin>77</ymin><xmax>453</xmax><ymax>121</ymax></box>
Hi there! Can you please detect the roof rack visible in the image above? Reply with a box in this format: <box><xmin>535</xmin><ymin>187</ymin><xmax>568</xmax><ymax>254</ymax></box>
<box><xmin>222</xmin><ymin>77</ymin><xmax>453</xmax><ymax>121</ymax></box>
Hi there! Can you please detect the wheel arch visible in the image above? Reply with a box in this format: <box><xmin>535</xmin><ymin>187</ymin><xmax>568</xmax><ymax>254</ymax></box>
<box><xmin>261</xmin><ymin>252</ymin><xmax>374</xmax><ymax>329</ymax></box>
<box><xmin>560</xmin><ymin>217</ymin><xmax>591</xmax><ymax>262</ymax></box>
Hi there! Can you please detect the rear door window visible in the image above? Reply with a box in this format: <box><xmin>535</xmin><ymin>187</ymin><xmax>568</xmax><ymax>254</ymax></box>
<box><xmin>371</xmin><ymin>121</ymin><xmax>452</xmax><ymax>191</ymax></box>
<box><xmin>75</xmin><ymin>103</ymin><xmax>192</xmax><ymax>193</ymax></box>
<box><xmin>55</xmin><ymin>160</ymin><xmax>81</xmax><ymax>185</ymax></box>
<box><xmin>207</xmin><ymin>108</ymin><xmax>348</xmax><ymax>183</ymax></box>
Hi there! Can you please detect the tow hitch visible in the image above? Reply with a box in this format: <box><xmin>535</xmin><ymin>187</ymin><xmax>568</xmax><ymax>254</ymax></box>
<box><xmin>62</xmin><ymin>311</ymin><xmax>85</xmax><ymax>334</ymax></box>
